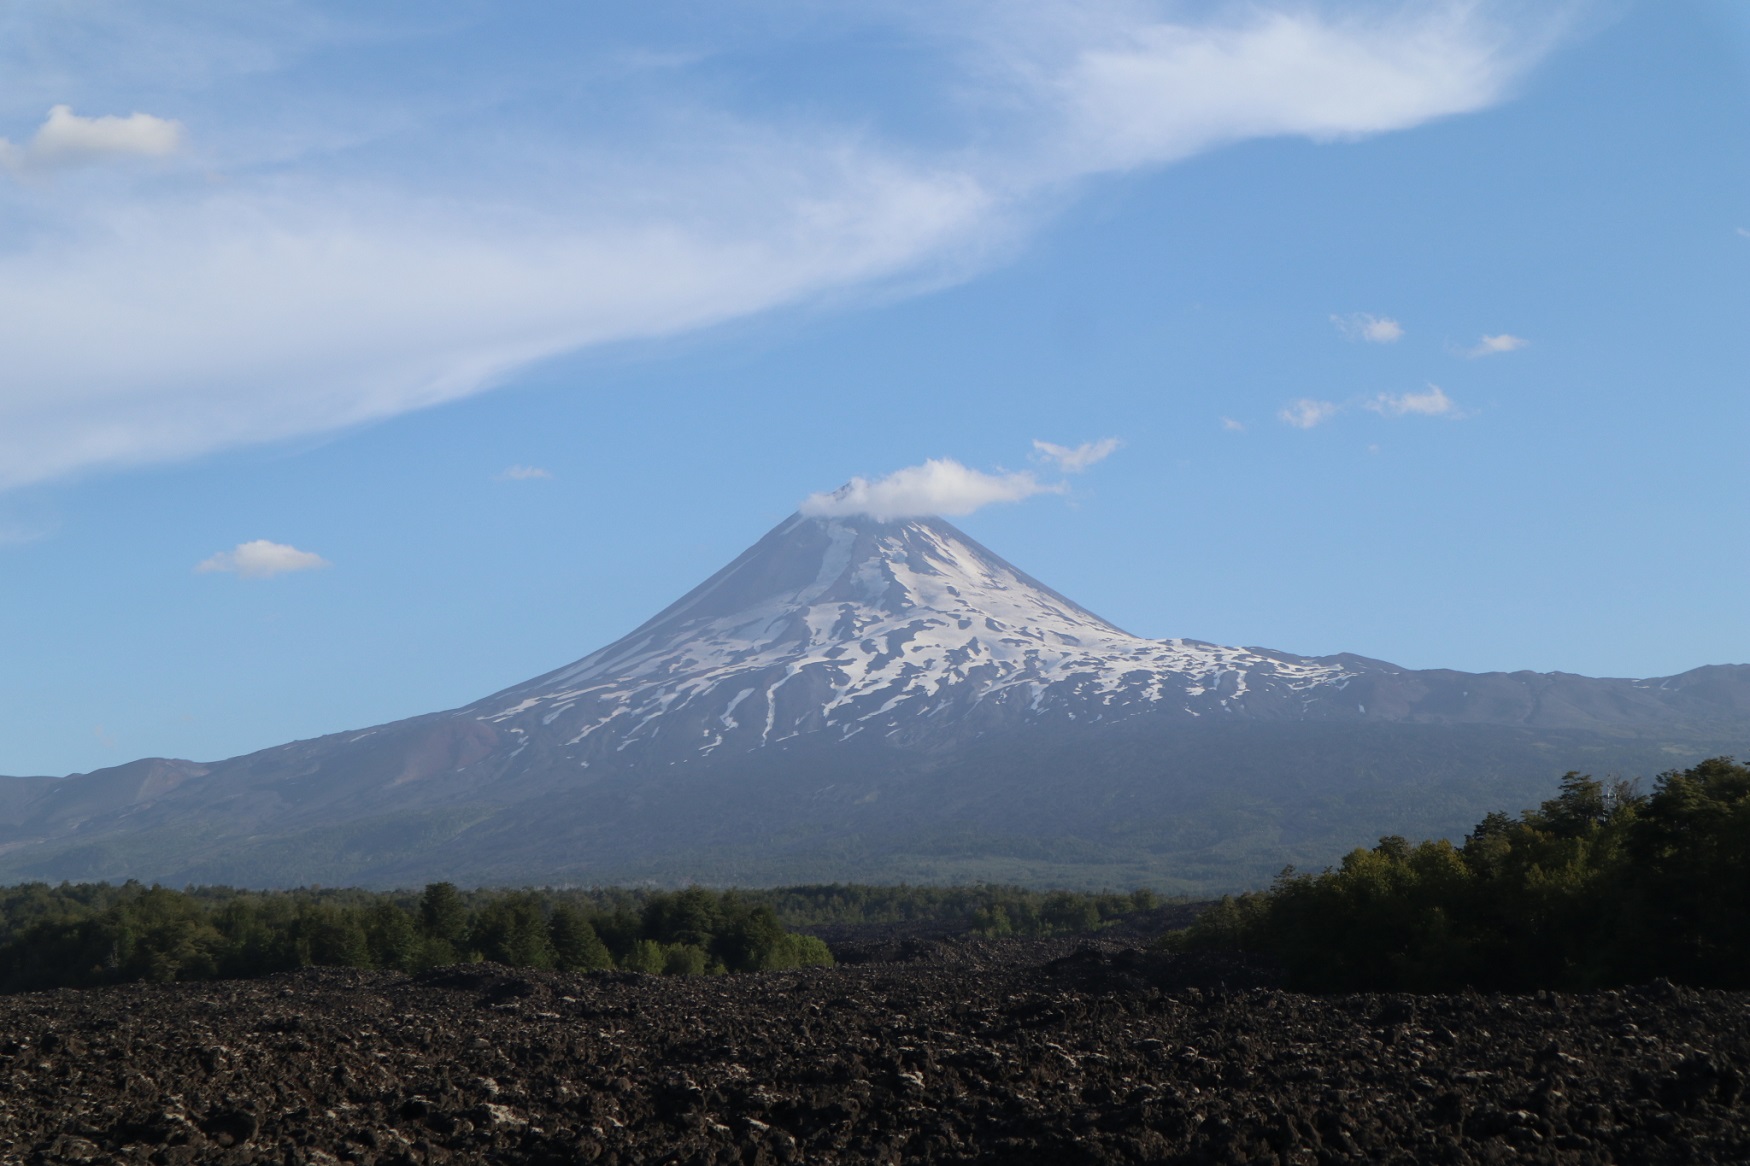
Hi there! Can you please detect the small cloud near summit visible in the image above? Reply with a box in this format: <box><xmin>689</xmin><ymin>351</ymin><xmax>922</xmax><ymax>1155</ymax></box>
<box><xmin>497</xmin><ymin>465</ymin><xmax>553</xmax><ymax>481</ymax></box>
<box><xmin>1031</xmin><ymin>438</ymin><xmax>1120</xmax><ymax>473</ymax></box>
<box><xmin>806</xmin><ymin>438</ymin><xmax>1123</xmax><ymax>522</ymax></box>
<box><xmin>197</xmin><ymin>540</ymin><xmax>330</xmax><ymax>580</ymax></box>
<box><xmin>1332</xmin><ymin>313</ymin><xmax>1404</xmax><ymax>344</ymax></box>
<box><xmin>802</xmin><ymin>459</ymin><xmax>1061</xmax><ymax>523</ymax></box>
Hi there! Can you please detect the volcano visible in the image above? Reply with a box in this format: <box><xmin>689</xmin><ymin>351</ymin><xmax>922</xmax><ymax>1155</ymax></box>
<box><xmin>464</xmin><ymin>513</ymin><xmax>1358</xmax><ymax>767</ymax></box>
<box><xmin>3</xmin><ymin>512</ymin><xmax>1748</xmax><ymax>890</ymax></box>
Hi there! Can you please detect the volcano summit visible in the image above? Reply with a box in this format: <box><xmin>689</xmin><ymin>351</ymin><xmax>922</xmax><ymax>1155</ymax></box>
<box><xmin>2</xmin><ymin>513</ymin><xmax>1748</xmax><ymax>890</ymax></box>
<box><xmin>468</xmin><ymin>513</ymin><xmax>1355</xmax><ymax>767</ymax></box>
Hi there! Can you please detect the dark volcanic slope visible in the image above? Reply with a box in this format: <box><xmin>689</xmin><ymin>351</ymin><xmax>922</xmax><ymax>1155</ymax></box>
<box><xmin>4</xmin><ymin>942</ymin><xmax>1748</xmax><ymax>1164</ymax></box>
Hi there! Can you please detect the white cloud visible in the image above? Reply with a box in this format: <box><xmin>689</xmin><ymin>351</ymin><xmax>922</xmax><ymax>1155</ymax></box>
<box><xmin>497</xmin><ymin>465</ymin><xmax>554</xmax><ymax>481</ymax></box>
<box><xmin>1367</xmin><ymin>384</ymin><xmax>1458</xmax><ymax>417</ymax></box>
<box><xmin>1031</xmin><ymin>437</ymin><xmax>1120</xmax><ymax>473</ymax></box>
<box><xmin>1737</xmin><ymin>227</ymin><xmax>1750</xmax><ymax>238</ymax></box>
<box><xmin>0</xmin><ymin>155</ymin><xmax>994</xmax><ymax>491</ymax></box>
<box><xmin>1039</xmin><ymin>4</ymin><xmax>1545</xmax><ymax>177</ymax></box>
<box><xmin>1332</xmin><ymin>312</ymin><xmax>1404</xmax><ymax>343</ymax></box>
<box><xmin>0</xmin><ymin>105</ymin><xmax>184</xmax><ymax>175</ymax></box>
<box><xmin>1465</xmin><ymin>333</ymin><xmax>1528</xmax><ymax>357</ymax></box>
<box><xmin>1221</xmin><ymin>416</ymin><xmax>1245</xmax><ymax>432</ymax></box>
<box><xmin>801</xmin><ymin>458</ymin><xmax>1061</xmax><ymax>522</ymax></box>
<box><xmin>0</xmin><ymin>3</ymin><xmax>1567</xmax><ymax>491</ymax></box>
<box><xmin>196</xmin><ymin>539</ymin><xmax>330</xmax><ymax>580</ymax></box>
<box><xmin>1278</xmin><ymin>399</ymin><xmax>1340</xmax><ymax>429</ymax></box>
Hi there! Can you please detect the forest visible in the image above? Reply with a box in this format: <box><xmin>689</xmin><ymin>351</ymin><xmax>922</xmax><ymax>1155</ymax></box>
<box><xmin>0</xmin><ymin>883</ymin><xmax>834</xmax><ymax>992</ymax></box>
<box><xmin>0</xmin><ymin>880</ymin><xmax>1164</xmax><ymax>993</ymax></box>
<box><xmin>1171</xmin><ymin>757</ymin><xmax>1750</xmax><ymax>992</ymax></box>
<box><xmin>20</xmin><ymin>747</ymin><xmax>1742</xmax><ymax>1000</ymax></box>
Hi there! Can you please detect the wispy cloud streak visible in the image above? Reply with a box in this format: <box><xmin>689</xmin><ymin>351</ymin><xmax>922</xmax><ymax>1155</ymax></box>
<box><xmin>1032</xmin><ymin>437</ymin><xmax>1120</xmax><ymax>472</ymax></box>
<box><xmin>0</xmin><ymin>2</ymin><xmax>1570</xmax><ymax>491</ymax></box>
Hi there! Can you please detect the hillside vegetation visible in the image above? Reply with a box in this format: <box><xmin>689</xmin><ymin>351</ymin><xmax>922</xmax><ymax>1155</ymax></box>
<box><xmin>1172</xmin><ymin>757</ymin><xmax>1750</xmax><ymax>992</ymax></box>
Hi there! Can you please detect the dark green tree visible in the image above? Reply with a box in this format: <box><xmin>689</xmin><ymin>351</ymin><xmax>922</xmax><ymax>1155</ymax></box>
<box><xmin>419</xmin><ymin>883</ymin><xmax>469</xmax><ymax>945</ymax></box>
<box><xmin>1617</xmin><ymin>757</ymin><xmax>1750</xmax><ymax>985</ymax></box>
<box><xmin>364</xmin><ymin>901</ymin><xmax>421</xmax><ymax>971</ymax></box>
<box><xmin>642</xmin><ymin>888</ymin><xmax>723</xmax><ymax>950</ymax></box>
<box><xmin>472</xmin><ymin>893</ymin><xmax>554</xmax><ymax>969</ymax></box>
<box><xmin>294</xmin><ymin>903</ymin><xmax>371</xmax><ymax>969</ymax></box>
<box><xmin>1170</xmin><ymin>759</ymin><xmax>1750</xmax><ymax>992</ymax></box>
<box><xmin>549</xmin><ymin>904</ymin><xmax>612</xmax><ymax>972</ymax></box>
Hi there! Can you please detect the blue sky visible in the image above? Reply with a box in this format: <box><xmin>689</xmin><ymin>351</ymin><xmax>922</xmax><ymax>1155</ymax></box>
<box><xmin>0</xmin><ymin>0</ymin><xmax>1746</xmax><ymax>777</ymax></box>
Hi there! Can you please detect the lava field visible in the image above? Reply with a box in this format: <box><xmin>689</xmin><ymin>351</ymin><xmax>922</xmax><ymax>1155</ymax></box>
<box><xmin>1</xmin><ymin>935</ymin><xmax>1747</xmax><ymax>1165</ymax></box>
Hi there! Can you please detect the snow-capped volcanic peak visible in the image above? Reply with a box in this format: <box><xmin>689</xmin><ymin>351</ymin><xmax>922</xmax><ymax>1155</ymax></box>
<box><xmin>469</xmin><ymin>513</ymin><xmax>1353</xmax><ymax>760</ymax></box>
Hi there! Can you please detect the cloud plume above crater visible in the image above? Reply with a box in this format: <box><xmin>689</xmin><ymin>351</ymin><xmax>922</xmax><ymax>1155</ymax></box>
<box><xmin>802</xmin><ymin>459</ymin><xmax>1061</xmax><ymax>523</ymax></box>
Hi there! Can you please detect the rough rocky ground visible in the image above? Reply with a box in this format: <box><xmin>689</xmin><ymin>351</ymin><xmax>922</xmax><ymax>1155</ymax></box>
<box><xmin>1</xmin><ymin>936</ymin><xmax>1747</xmax><ymax>1165</ymax></box>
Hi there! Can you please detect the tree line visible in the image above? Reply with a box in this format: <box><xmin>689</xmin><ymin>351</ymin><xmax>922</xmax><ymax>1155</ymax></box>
<box><xmin>0</xmin><ymin>879</ymin><xmax>1173</xmax><ymax>994</ymax></box>
<box><xmin>1170</xmin><ymin>757</ymin><xmax>1750</xmax><ymax>992</ymax></box>
<box><xmin>749</xmin><ymin>884</ymin><xmax>1164</xmax><ymax>937</ymax></box>
<box><xmin>0</xmin><ymin>883</ymin><xmax>831</xmax><ymax>993</ymax></box>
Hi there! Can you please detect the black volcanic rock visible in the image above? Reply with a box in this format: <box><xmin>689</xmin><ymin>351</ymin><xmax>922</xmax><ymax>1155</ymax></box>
<box><xmin>1</xmin><ymin>513</ymin><xmax>1748</xmax><ymax>889</ymax></box>
<box><xmin>1</xmin><ymin>941</ymin><xmax>1748</xmax><ymax>1164</ymax></box>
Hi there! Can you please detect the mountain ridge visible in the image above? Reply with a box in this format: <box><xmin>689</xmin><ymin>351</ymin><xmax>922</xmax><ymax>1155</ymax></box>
<box><xmin>2</xmin><ymin>511</ymin><xmax>1747</xmax><ymax>890</ymax></box>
